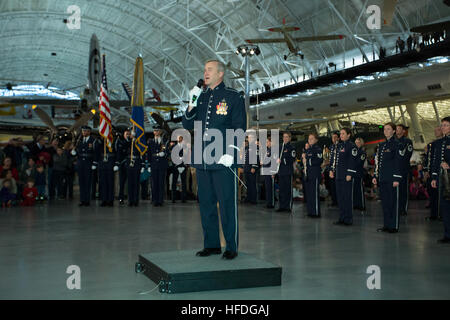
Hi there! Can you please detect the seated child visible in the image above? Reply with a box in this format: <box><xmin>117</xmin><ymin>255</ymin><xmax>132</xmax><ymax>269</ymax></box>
<box><xmin>1</xmin><ymin>179</ymin><xmax>16</xmax><ymax>208</ymax></box>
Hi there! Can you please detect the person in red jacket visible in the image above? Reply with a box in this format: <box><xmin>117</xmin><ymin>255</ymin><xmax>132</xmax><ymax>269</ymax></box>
<box><xmin>21</xmin><ymin>179</ymin><xmax>38</xmax><ymax>206</ymax></box>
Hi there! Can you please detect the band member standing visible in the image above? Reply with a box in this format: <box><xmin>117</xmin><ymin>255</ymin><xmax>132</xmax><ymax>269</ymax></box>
<box><xmin>115</xmin><ymin>128</ymin><xmax>131</xmax><ymax>205</ymax></box>
<box><xmin>425</xmin><ymin>126</ymin><xmax>443</xmax><ymax>220</ymax></box>
<box><xmin>72</xmin><ymin>126</ymin><xmax>96</xmax><ymax>207</ymax></box>
<box><xmin>431</xmin><ymin>117</ymin><xmax>450</xmax><ymax>243</ymax></box>
<box><xmin>353</xmin><ymin>137</ymin><xmax>367</xmax><ymax>211</ymax></box>
<box><xmin>95</xmin><ymin>137</ymin><xmax>116</xmax><ymax>207</ymax></box>
<box><xmin>276</xmin><ymin>132</ymin><xmax>296</xmax><ymax>213</ymax></box>
<box><xmin>303</xmin><ymin>133</ymin><xmax>323</xmax><ymax>218</ymax></box>
<box><xmin>182</xmin><ymin>59</ymin><xmax>246</xmax><ymax>260</ymax></box>
<box><xmin>126</xmin><ymin>132</ymin><xmax>144</xmax><ymax>207</ymax></box>
<box><xmin>261</xmin><ymin>137</ymin><xmax>276</xmax><ymax>209</ymax></box>
<box><xmin>148</xmin><ymin>126</ymin><xmax>169</xmax><ymax>207</ymax></box>
<box><xmin>327</xmin><ymin>132</ymin><xmax>340</xmax><ymax>207</ymax></box>
<box><xmin>331</xmin><ymin>128</ymin><xmax>357</xmax><ymax>226</ymax></box>
<box><xmin>373</xmin><ymin>123</ymin><xmax>404</xmax><ymax>233</ymax></box>
<box><xmin>395</xmin><ymin>124</ymin><xmax>413</xmax><ymax>216</ymax></box>
<box><xmin>243</xmin><ymin>132</ymin><xmax>259</xmax><ymax>205</ymax></box>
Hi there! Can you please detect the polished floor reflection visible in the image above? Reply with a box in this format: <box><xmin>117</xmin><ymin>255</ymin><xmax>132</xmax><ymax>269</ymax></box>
<box><xmin>0</xmin><ymin>198</ymin><xmax>449</xmax><ymax>300</ymax></box>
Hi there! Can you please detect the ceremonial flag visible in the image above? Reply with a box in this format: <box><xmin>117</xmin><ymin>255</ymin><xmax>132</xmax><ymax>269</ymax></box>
<box><xmin>99</xmin><ymin>54</ymin><xmax>113</xmax><ymax>151</ymax></box>
<box><xmin>130</xmin><ymin>56</ymin><xmax>148</xmax><ymax>156</ymax></box>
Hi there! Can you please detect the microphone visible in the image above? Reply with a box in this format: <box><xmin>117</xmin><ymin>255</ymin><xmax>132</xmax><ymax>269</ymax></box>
<box><xmin>191</xmin><ymin>79</ymin><xmax>204</xmax><ymax>105</ymax></box>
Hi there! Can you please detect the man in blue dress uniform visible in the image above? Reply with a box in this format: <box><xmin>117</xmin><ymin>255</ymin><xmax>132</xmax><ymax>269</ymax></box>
<box><xmin>425</xmin><ymin>126</ymin><xmax>443</xmax><ymax>220</ymax></box>
<box><xmin>114</xmin><ymin>128</ymin><xmax>131</xmax><ymax>205</ymax></box>
<box><xmin>261</xmin><ymin>136</ymin><xmax>276</xmax><ymax>209</ymax></box>
<box><xmin>276</xmin><ymin>132</ymin><xmax>296</xmax><ymax>213</ymax></box>
<box><xmin>303</xmin><ymin>133</ymin><xmax>323</xmax><ymax>218</ymax></box>
<box><xmin>72</xmin><ymin>126</ymin><xmax>96</xmax><ymax>207</ymax></box>
<box><xmin>395</xmin><ymin>124</ymin><xmax>413</xmax><ymax>216</ymax></box>
<box><xmin>182</xmin><ymin>59</ymin><xmax>246</xmax><ymax>260</ymax></box>
<box><xmin>148</xmin><ymin>126</ymin><xmax>169</xmax><ymax>207</ymax></box>
<box><xmin>126</xmin><ymin>133</ymin><xmax>144</xmax><ymax>207</ymax></box>
<box><xmin>431</xmin><ymin>117</ymin><xmax>450</xmax><ymax>243</ymax></box>
<box><xmin>95</xmin><ymin>137</ymin><xmax>116</xmax><ymax>207</ymax></box>
<box><xmin>373</xmin><ymin>123</ymin><xmax>404</xmax><ymax>233</ymax></box>
<box><xmin>352</xmin><ymin>137</ymin><xmax>367</xmax><ymax>211</ymax></box>
<box><xmin>243</xmin><ymin>132</ymin><xmax>259</xmax><ymax>205</ymax></box>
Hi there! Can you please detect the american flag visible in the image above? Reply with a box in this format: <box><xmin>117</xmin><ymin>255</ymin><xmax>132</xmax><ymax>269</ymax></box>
<box><xmin>99</xmin><ymin>55</ymin><xmax>113</xmax><ymax>151</ymax></box>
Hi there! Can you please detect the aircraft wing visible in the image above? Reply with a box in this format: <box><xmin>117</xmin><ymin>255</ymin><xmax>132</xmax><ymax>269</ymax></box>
<box><xmin>0</xmin><ymin>98</ymin><xmax>80</xmax><ymax>107</ymax></box>
<box><xmin>246</xmin><ymin>38</ymin><xmax>287</xmax><ymax>44</ymax></box>
<box><xmin>410</xmin><ymin>20</ymin><xmax>450</xmax><ymax>34</ymax></box>
<box><xmin>294</xmin><ymin>35</ymin><xmax>345</xmax><ymax>42</ymax></box>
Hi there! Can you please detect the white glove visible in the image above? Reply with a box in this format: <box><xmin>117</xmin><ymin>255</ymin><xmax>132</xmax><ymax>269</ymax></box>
<box><xmin>71</xmin><ymin>150</ymin><xmax>77</xmax><ymax>156</ymax></box>
<box><xmin>218</xmin><ymin>154</ymin><xmax>234</xmax><ymax>168</ymax></box>
<box><xmin>189</xmin><ymin>86</ymin><xmax>202</xmax><ymax>109</ymax></box>
<box><xmin>157</xmin><ymin>152</ymin><xmax>165</xmax><ymax>157</ymax></box>
<box><xmin>113</xmin><ymin>166</ymin><xmax>119</xmax><ymax>172</ymax></box>
<box><xmin>177</xmin><ymin>167</ymin><xmax>185</xmax><ymax>174</ymax></box>
<box><xmin>147</xmin><ymin>168</ymin><xmax>151</xmax><ymax>173</ymax></box>
<box><xmin>91</xmin><ymin>165</ymin><xmax>97</xmax><ymax>170</ymax></box>
<box><xmin>141</xmin><ymin>168</ymin><xmax>145</xmax><ymax>173</ymax></box>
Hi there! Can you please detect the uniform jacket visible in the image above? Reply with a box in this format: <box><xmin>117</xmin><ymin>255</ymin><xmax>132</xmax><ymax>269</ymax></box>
<box><xmin>278</xmin><ymin>142</ymin><xmax>296</xmax><ymax>176</ymax></box>
<box><xmin>431</xmin><ymin>135</ymin><xmax>450</xmax><ymax>182</ymax></box>
<box><xmin>94</xmin><ymin>139</ymin><xmax>117</xmax><ymax>169</ymax></box>
<box><xmin>396</xmin><ymin>136</ymin><xmax>413</xmax><ymax>175</ymax></box>
<box><xmin>353</xmin><ymin>147</ymin><xmax>367</xmax><ymax>178</ymax></box>
<box><xmin>75</xmin><ymin>136</ymin><xmax>96</xmax><ymax>164</ymax></box>
<box><xmin>115</xmin><ymin>137</ymin><xmax>132</xmax><ymax>166</ymax></box>
<box><xmin>376</xmin><ymin>136</ymin><xmax>403</xmax><ymax>183</ymax></box>
<box><xmin>148</xmin><ymin>136</ymin><xmax>169</xmax><ymax>170</ymax></box>
<box><xmin>305</xmin><ymin>143</ymin><xmax>323</xmax><ymax>179</ymax></box>
<box><xmin>182</xmin><ymin>81</ymin><xmax>247</xmax><ymax>170</ymax></box>
<box><xmin>243</xmin><ymin>143</ymin><xmax>259</xmax><ymax>173</ymax></box>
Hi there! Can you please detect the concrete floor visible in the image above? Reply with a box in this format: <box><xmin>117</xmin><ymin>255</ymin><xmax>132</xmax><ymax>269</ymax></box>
<box><xmin>0</xmin><ymin>197</ymin><xmax>449</xmax><ymax>300</ymax></box>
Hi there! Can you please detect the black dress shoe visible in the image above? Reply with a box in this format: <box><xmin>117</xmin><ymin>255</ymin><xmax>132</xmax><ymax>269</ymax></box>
<box><xmin>437</xmin><ymin>237</ymin><xmax>450</xmax><ymax>244</ymax></box>
<box><xmin>425</xmin><ymin>216</ymin><xmax>437</xmax><ymax>221</ymax></box>
<box><xmin>377</xmin><ymin>227</ymin><xmax>388</xmax><ymax>232</ymax></box>
<box><xmin>343</xmin><ymin>222</ymin><xmax>353</xmax><ymax>226</ymax></box>
<box><xmin>266</xmin><ymin>205</ymin><xmax>275</xmax><ymax>209</ymax></box>
<box><xmin>333</xmin><ymin>221</ymin><xmax>344</xmax><ymax>225</ymax></box>
<box><xmin>388</xmin><ymin>229</ymin><xmax>398</xmax><ymax>233</ymax></box>
<box><xmin>100</xmin><ymin>202</ymin><xmax>107</xmax><ymax>207</ymax></box>
<box><xmin>78</xmin><ymin>202</ymin><xmax>84</xmax><ymax>207</ymax></box>
<box><xmin>400</xmin><ymin>212</ymin><xmax>407</xmax><ymax>216</ymax></box>
<box><xmin>222</xmin><ymin>251</ymin><xmax>238</xmax><ymax>260</ymax></box>
<box><xmin>196</xmin><ymin>248</ymin><xmax>222</xmax><ymax>257</ymax></box>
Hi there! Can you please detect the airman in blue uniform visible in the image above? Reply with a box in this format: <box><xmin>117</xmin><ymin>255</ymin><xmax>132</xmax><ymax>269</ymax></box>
<box><xmin>303</xmin><ymin>133</ymin><xmax>323</xmax><ymax>218</ymax></box>
<box><xmin>148</xmin><ymin>126</ymin><xmax>169</xmax><ymax>207</ymax></box>
<box><xmin>430</xmin><ymin>116</ymin><xmax>450</xmax><ymax>243</ymax></box>
<box><xmin>168</xmin><ymin>136</ymin><xmax>188</xmax><ymax>203</ymax></box>
<box><xmin>425</xmin><ymin>126</ymin><xmax>443</xmax><ymax>220</ymax></box>
<box><xmin>126</xmin><ymin>136</ymin><xmax>144</xmax><ymax>207</ymax></box>
<box><xmin>73</xmin><ymin>126</ymin><xmax>96</xmax><ymax>207</ymax></box>
<box><xmin>395</xmin><ymin>124</ymin><xmax>413</xmax><ymax>216</ymax></box>
<box><xmin>95</xmin><ymin>137</ymin><xmax>116</xmax><ymax>207</ymax></box>
<box><xmin>276</xmin><ymin>132</ymin><xmax>296</xmax><ymax>213</ymax></box>
<box><xmin>182</xmin><ymin>60</ymin><xmax>246</xmax><ymax>260</ymax></box>
<box><xmin>327</xmin><ymin>132</ymin><xmax>340</xmax><ymax>207</ymax></box>
<box><xmin>114</xmin><ymin>128</ymin><xmax>131</xmax><ymax>205</ymax></box>
<box><xmin>373</xmin><ymin>123</ymin><xmax>404</xmax><ymax>233</ymax></box>
<box><xmin>352</xmin><ymin>137</ymin><xmax>367</xmax><ymax>212</ymax></box>
<box><xmin>261</xmin><ymin>137</ymin><xmax>277</xmax><ymax>209</ymax></box>
<box><xmin>243</xmin><ymin>133</ymin><xmax>259</xmax><ymax>205</ymax></box>
<box><xmin>331</xmin><ymin>128</ymin><xmax>357</xmax><ymax>226</ymax></box>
